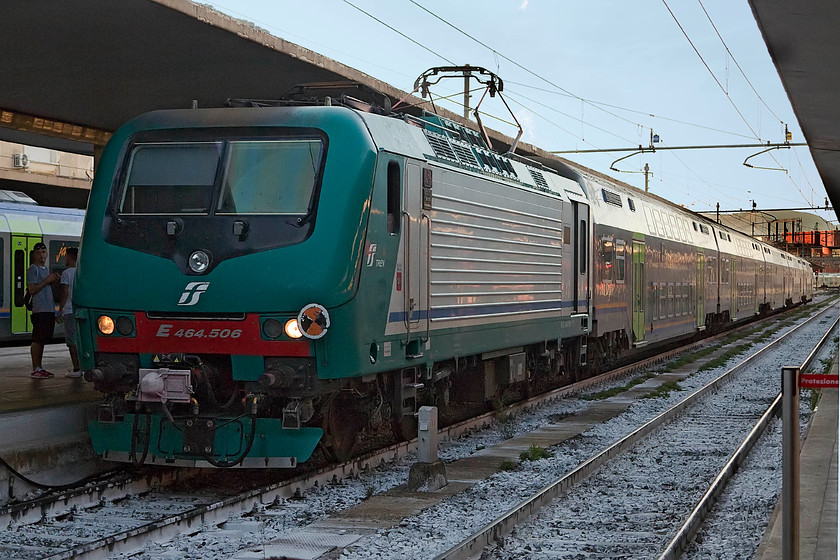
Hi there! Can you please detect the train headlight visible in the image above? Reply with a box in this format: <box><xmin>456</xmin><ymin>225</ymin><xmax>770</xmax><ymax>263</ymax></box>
<box><xmin>297</xmin><ymin>303</ymin><xmax>330</xmax><ymax>340</ymax></box>
<box><xmin>116</xmin><ymin>316</ymin><xmax>134</xmax><ymax>336</ymax></box>
<box><xmin>97</xmin><ymin>315</ymin><xmax>115</xmax><ymax>335</ymax></box>
<box><xmin>262</xmin><ymin>318</ymin><xmax>284</xmax><ymax>339</ymax></box>
<box><xmin>188</xmin><ymin>250</ymin><xmax>210</xmax><ymax>273</ymax></box>
<box><xmin>284</xmin><ymin>319</ymin><xmax>303</xmax><ymax>339</ymax></box>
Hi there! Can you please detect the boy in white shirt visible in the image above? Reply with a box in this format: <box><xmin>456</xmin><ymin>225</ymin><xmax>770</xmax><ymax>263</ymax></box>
<box><xmin>57</xmin><ymin>247</ymin><xmax>80</xmax><ymax>377</ymax></box>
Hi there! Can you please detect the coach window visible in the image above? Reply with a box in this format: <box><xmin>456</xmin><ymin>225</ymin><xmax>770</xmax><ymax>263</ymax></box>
<box><xmin>659</xmin><ymin>283</ymin><xmax>667</xmax><ymax>319</ymax></box>
<box><xmin>686</xmin><ymin>284</ymin><xmax>691</xmax><ymax>314</ymax></box>
<box><xmin>674</xmin><ymin>285</ymin><xmax>679</xmax><ymax>315</ymax></box>
<box><xmin>601</xmin><ymin>237</ymin><xmax>614</xmax><ymax>283</ymax></box>
<box><xmin>649</xmin><ymin>283</ymin><xmax>658</xmax><ymax>320</ymax></box>
<box><xmin>0</xmin><ymin>238</ymin><xmax>3</xmax><ymax>307</ymax></box>
<box><xmin>667</xmin><ymin>283</ymin><xmax>675</xmax><ymax>317</ymax></box>
<box><xmin>615</xmin><ymin>240</ymin><xmax>626</xmax><ymax>283</ymax></box>
<box><xmin>387</xmin><ymin>161</ymin><xmax>401</xmax><ymax>234</ymax></box>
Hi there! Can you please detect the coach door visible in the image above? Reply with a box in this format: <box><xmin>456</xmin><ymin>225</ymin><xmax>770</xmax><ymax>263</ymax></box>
<box><xmin>11</xmin><ymin>235</ymin><xmax>40</xmax><ymax>334</ymax></box>
<box><xmin>403</xmin><ymin>163</ymin><xmax>429</xmax><ymax>354</ymax></box>
<box><xmin>696</xmin><ymin>250</ymin><xmax>705</xmax><ymax>329</ymax></box>
<box><xmin>572</xmin><ymin>202</ymin><xmax>589</xmax><ymax>314</ymax></box>
<box><xmin>632</xmin><ymin>240</ymin><xmax>645</xmax><ymax>343</ymax></box>
<box><xmin>754</xmin><ymin>263</ymin><xmax>760</xmax><ymax>314</ymax></box>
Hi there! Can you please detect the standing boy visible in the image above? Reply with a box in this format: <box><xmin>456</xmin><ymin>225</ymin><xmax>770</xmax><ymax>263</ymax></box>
<box><xmin>27</xmin><ymin>242</ymin><xmax>60</xmax><ymax>379</ymax></box>
<box><xmin>57</xmin><ymin>247</ymin><xmax>80</xmax><ymax>376</ymax></box>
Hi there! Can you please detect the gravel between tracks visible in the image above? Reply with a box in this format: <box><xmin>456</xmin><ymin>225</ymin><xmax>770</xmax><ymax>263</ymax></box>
<box><xmin>98</xmin><ymin>306</ymin><xmax>832</xmax><ymax>560</ymax></box>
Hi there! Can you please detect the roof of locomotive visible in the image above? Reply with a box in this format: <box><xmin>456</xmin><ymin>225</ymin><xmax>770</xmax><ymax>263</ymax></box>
<box><xmin>358</xmin><ymin>110</ymin><xmax>586</xmax><ymax>203</ymax></box>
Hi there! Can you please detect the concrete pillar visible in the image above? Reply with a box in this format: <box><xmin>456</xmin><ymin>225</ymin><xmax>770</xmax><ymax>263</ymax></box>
<box><xmin>407</xmin><ymin>406</ymin><xmax>447</xmax><ymax>492</ymax></box>
<box><xmin>417</xmin><ymin>405</ymin><xmax>438</xmax><ymax>463</ymax></box>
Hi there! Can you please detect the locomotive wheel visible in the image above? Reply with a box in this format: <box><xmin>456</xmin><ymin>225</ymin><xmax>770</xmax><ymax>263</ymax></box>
<box><xmin>392</xmin><ymin>414</ymin><xmax>418</xmax><ymax>441</ymax></box>
<box><xmin>323</xmin><ymin>394</ymin><xmax>362</xmax><ymax>462</ymax></box>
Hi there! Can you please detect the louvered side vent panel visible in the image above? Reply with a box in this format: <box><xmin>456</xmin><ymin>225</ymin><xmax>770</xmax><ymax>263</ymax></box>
<box><xmin>451</xmin><ymin>143</ymin><xmax>480</xmax><ymax>168</ymax></box>
<box><xmin>429</xmin><ymin>180</ymin><xmax>564</xmax><ymax>323</ymax></box>
<box><xmin>528</xmin><ymin>169</ymin><xmax>549</xmax><ymax>191</ymax></box>
<box><xmin>602</xmin><ymin>189</ymin><xmax>623</xmax><ymax>207</ymax></box>
<box><xmin>426</xmin><ymin>132</ymin><xmax>457</xmax><ymax>161</ymax></box>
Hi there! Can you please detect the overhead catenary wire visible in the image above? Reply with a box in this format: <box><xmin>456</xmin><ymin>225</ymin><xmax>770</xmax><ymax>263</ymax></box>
<box><xmin>342</xmin><ymin>0</ymin><xmax>456</xmax><ymax>65</ymax></box>
<box><xmin>661</xmin><ymin>0</ymin><xmax>813</xmax><ymax>207</ymax></box>
<box><xmin>405</xmin><ymin>0</ymin><xmax>814</xmax><ymax>214</ymax></box>
<box><xmin>407</xmin><ymin>0</ymin><xmax>646</xmax><ymax>130</ymax></box>
<box><xmin>661</xmin><ymin>0</ymin><xmax>763</xmax><ymax>143</ymax></box>
<box><xmin>504</xmin><ymin>88</ymin><xmax>638</xmax><ymax>146</ymax></box>
<box><xmin>210</xmin><ymin>1</ymin><xmax>824</xmax><ymax>217</ymax></box>
<box><xmin>506</xmin><ymin>80</ymin><xmax>759</xmax><ymax>141</ymax></box>
<box><xmin>696</xmin><ymin>0</ymin><xmax>784</xmax><ymax>124</ymax></box>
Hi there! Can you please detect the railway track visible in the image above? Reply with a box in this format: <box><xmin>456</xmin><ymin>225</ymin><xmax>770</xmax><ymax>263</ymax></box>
<box><xmin>438</xmin><ymin>303</ymin><xmax>839</xmax><ymax>560</ymax></box>
<box><xmin>0</xmin><ymin>298</ymin><xmax>834</xmax><ymax>559</ymax></box>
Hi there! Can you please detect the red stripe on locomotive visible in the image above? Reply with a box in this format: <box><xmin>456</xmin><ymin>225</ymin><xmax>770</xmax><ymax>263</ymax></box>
<box><xmin>95</xmin><ymin>314</ymin><xmax>312</xmax><ymax>356</ymax></box>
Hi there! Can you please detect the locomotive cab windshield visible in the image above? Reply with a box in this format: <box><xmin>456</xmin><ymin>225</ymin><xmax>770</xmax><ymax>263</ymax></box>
<box><xmin>105</xmin><ymin>131</ymin><xmax>327</xmax><ymax>274</ymax></box>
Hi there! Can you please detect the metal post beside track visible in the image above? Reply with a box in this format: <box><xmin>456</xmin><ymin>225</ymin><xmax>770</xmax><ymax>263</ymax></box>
<box><xmin>782</xmin><ymin>366</ymin><xmax>800</xmax><ymax>560</ymax></box>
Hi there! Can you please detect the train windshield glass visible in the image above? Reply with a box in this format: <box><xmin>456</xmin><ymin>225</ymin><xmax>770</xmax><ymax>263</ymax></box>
<box><xmin>118</xmin><ymin>138</ymin><xmax>324</xmax><ymax>216</ymax></box>
<box><xmin>120</xmin><ymin>142</ymin><xmax>222</xmax><ymax>215</ymax></box>
<box><xmin>217</xmin><ymin>139</ymin><xmax>322</xmax><ymax>215</ymax></box>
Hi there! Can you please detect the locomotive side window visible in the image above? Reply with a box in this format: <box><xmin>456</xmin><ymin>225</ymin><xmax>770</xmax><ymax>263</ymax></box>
<box><xmin>217</xmin><ymin>140</ymin><xmax>322</xmax><ymax>215</ymax></box>
<box><xmin>387</xmin><ymin>161</ymin><xmax>401</xmax><ymax>234</ymax></box>
<box><xmin>120</xmin><ymin>142</ymin><xmax>222</xmax><ymax>214</ymax></box>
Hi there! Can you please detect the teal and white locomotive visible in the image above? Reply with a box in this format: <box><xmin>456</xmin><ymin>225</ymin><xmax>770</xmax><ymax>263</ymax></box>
<box><xmin>77</xmin><ymin>79</ymin><xmax>592</xmax><ymax>467</ymax></box>
<box><xmin>76</xmin><ymin>71</ymin><xmax>810</xmax><ymax>468</ymax></box>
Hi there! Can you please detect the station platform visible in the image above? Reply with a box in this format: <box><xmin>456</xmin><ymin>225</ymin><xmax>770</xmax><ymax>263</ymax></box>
<box><xmin>0</xmin><ymin>341</ymin><xmax>102</xmax><ymax>502</ymax></box>
<box><xmin>0</xmin><ymin>342</ymin><xmax>99</xmax><ymax>414</ymax></box>
<box><xmin>756</xmin><ymin>387</ymin><xmax>838</xmax><ymax>559</ymax></box>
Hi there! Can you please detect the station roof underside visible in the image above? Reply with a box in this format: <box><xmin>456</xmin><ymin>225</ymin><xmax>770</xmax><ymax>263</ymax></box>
<box><xmin>0</xmin><ymin>0</ymin><xmax>531</xmax><ymax>157</ymax></box>
<box><xmin>1</xmin><ymin>0</ymin><xmax>838</xmax><ymax>220</ymax></box>
<box><xmin>749</xmin><ymin>1</ymin><xmax>840</xmax><ymax>220</ymax></box>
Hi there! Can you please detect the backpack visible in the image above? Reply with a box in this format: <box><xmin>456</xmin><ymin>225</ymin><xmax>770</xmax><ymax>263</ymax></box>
<box><xmin>22</xmin><ymin>290</ymin><xmax>32</xmax><ymax>311</ymax></box>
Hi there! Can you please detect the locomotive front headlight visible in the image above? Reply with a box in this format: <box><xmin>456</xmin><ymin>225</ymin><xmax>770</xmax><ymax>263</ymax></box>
<box><xmin>188</xmin><ymin>250</ymin><xmax>210</xmax><ymax>273</ymax></box>
<box><xmin>284</xmin><ymin>319</ymin><xmax>303</xmax><ymax>339</ymax></box>
<box><xmin>116</xmin><ymin>316</ymin><xmax>134</xmax><ymax>336</ymax></box>
<box><xmin>97</xmin><ymin>315</ymin><xmax>115</xmax><ymax>335</ymax></box>
<box><xmin>262</xmin><ymin>318</ymin><xmax>284</xmax><ymax>339</ymax></box>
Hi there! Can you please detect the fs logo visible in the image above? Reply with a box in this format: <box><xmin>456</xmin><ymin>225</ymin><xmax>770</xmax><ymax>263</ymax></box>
<box><xmin>366</xmin><ymin>243</ymin><xmax>378</xmax><ymax>267</ymax></box>
<box><xmin>178</xmin><ymin>282</ymin><xmax>210</xmax><ymax>306</ymax></box>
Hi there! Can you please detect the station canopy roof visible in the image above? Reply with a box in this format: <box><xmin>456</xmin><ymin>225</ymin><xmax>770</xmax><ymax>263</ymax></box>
<box><xmin>0</xmin><ymin>0</ymin><xmax>530</xmax><ymax>158</ymax></box>
<box><xmin>749</xmin><ymin>0</ymin><xmax>840</xmax><ymax>221</ymax></box>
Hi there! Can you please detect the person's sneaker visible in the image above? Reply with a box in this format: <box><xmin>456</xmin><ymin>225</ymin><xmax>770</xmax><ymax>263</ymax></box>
<box><xmin>30</xmin><ymin>370</ymin><xmax>52</xmax><ymax>379</ymax></box>
<box><xmin>66</xmin><ymin>370</ymin><xmax>82</xmax><ymax>378</ymax></box>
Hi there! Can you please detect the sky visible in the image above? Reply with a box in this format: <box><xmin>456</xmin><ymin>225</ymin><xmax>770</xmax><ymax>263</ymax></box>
<box><xmin>206</xmin><ymin>0</ymin><xmax>834</xmax><ymax>226</ymax></box>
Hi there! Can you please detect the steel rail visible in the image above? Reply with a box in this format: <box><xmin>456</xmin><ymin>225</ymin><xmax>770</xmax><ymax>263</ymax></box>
<box><xmin>657</xmin><ymin>310</ymin><xmax>839</xmax><ymax>560</ymax></box>
<box><xmin>28</xmin><ymin>299</ymin><xmax>831</xmax><ymax>559</ymax></box>
<box><xmin>434</xmin><ymin>302</ymin><xmax>835</xmax><ymax>560</ymax></box>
